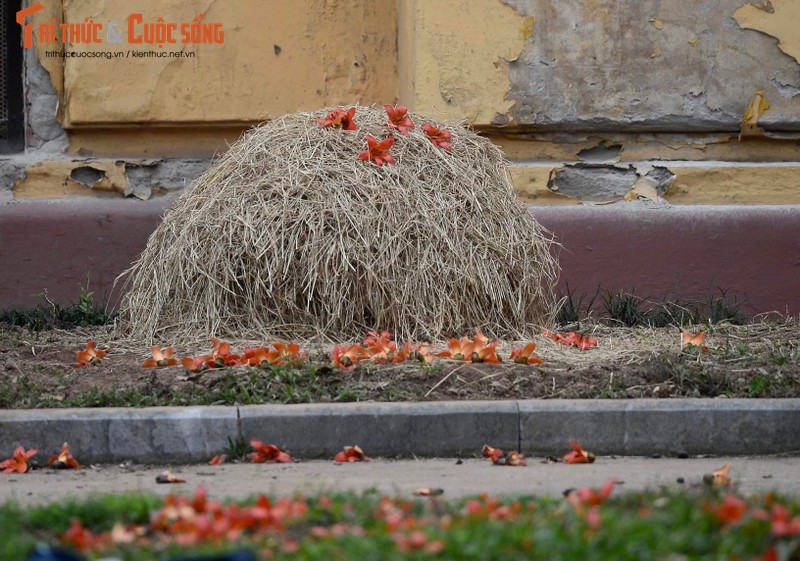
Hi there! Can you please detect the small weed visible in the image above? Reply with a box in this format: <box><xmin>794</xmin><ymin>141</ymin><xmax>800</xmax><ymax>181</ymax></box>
<box><xmin>603</xmin><ymin>289</ymin><xmax>646</xmax><ymax>327</ymax></box>
<box><xmin>556</xmin><ymin>282</ymin><xmax>599</xmax><ymax>325</ymax></box>
<box><xmin>0</xmin><ymin>284</ymin><xmax>114</xmax><ymax>332</ymax></box>
<box><xmin>707</xmin><ymin>289</ymin><xmax>745</xmax><ymax>325</ymax></box>
<box><xmin>225</xmin><ymin>435</ymin><xmax>250</xmax><ymax>461</ymax></box>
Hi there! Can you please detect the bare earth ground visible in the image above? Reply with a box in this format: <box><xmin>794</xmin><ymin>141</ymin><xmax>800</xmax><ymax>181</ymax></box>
<box><xmin>1</xmin><ymin>320</ymin><xmax>798</xmax><ymax>406</ymax></box>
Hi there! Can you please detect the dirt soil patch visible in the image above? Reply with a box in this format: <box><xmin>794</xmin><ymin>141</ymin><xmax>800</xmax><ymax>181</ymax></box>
<box><xmin>1</xmin><ymin>321</ymin><xmax>798</xmax><ymax>408</ymax></box>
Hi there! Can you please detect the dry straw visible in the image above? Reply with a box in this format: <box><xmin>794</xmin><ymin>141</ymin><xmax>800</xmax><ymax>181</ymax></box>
<box><xmin>115</xmin><ymin>105</ymin><xmax>559</xmax><ymax>346</ymax></box>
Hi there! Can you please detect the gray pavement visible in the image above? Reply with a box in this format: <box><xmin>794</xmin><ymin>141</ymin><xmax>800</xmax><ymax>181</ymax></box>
<box><xmin>2</xmin><ymin>457</ymin><xmax>799</xmax><ymax>507</ymax></box>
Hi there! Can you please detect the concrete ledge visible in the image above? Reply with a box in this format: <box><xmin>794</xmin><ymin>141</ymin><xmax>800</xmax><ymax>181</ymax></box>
<box><xmin>0</xmin><ymin>406</ymin><xmax>239</xmax><ymax>464</ymax></box>
<box><xmin>519</xmin><ymin>399</ymin><xmax>800</xmax><ymax>456</ymax></box>
<box><xmin>2</xmin><ymin>199</ymin><xmax>799</xmax><ymax>314</ymax></box>
<box><xmin>0</xmin><ymin>400</ymin><xmax>798</xmax><ymax>464</ymax></box>
<box><xmin>240</xmin><ymin>401</ymin><xmax>519</xmax><ymax>459</ymax></box>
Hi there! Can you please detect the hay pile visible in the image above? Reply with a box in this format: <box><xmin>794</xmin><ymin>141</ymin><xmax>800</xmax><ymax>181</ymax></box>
<box><xmin>116</xmin><ymin>105</ymin><xmax>558</xmax><ymax>345</ymax></box>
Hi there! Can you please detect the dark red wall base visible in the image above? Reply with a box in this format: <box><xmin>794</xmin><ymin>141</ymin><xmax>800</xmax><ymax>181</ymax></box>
<box><xmin>1</xmin><ymin>200</ymin><xmax>798</xmax><ymax>316</ymax></box>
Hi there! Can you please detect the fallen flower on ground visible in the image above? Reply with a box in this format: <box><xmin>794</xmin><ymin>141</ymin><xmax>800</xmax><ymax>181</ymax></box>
<box><xmin>563</xmin><ymin>440</ymin><xmax>596</xmax><ymax>464</ymax></box>
<box><xmin>681</xmin><ymin>330</ymin><xmax>709</xmax><ymax>352</ymax></box>
<box><xmin>566</xmin><ymin>480</ymin><xmax>616</xmax><ymax>509</ymax></box>
<box><xmin>709</xmin><ymin>494</ymin><xmax>748</xmax><ymax>525</ymax></box>
<box><xmin>543</xmin><ymin>330</ymin><xmax>598</xmax><ymax>351</ymax></box>
<box><xmin>48</xmin><ymin>442</ymin><xmax>81</xmax><ymax>470</ymax></box>
<box><xmin>74</xmin><ymin>340</ymin><xmax>107</xmax><ymax>368</ymax></box>
<box><xmin>334</xmin><ymin>445</ymin><xmax>370</xmax><ymax>463</ymax></box>
<box><xmin>250</xmin><ymin>439</ymin><xmax>293</xmax><ymax>463</ymax></box>
<box><xmin>704</xmin><ymin>463</ymin><xmax>733</xmax><ymax>486</ymax></box>
<box><xmin>510</xmin><ymin>342</ymin><xmax>544</xmax><ymax>365</ymax></box>
<box><xmin>0</xmin><ymin>445</ymin><xmax>37</xmax><ymax>474</ymax></box>
<box><xmin>141</xmin><ymin>345</ymin><xmax>178</xmax><ymax>368</ymax></box>
<box><xmin>413</xmin><ymin>487</ymin><xmax>444</xmax><ymax>496</ymax></box>
<box><xmin>505</xmin><ymin>451</ymin><xmax>527</xmax><ymax>466</ymax></box>
<box><xmin>332</xmin><ymin>344</ymin><xmax>371</xmax><ymax>369</ymax></box>
<box><xmin>209</xmin><ymin>338</ymin><xmax>240</xmax><ymax>367</ymax></box>
<box><xmin>439</xmin><ymin>330</ymin><xmax>501</xmax><ymax>363</ymax></box>
<box><xmin>181</xmin><ymin>355</ymin><xmax>210</xmax><ymax>373</ymax></box>
<box><xmin>482</xmin><ymin>444</ymin><xmax>504</xmax><ymax>465</ymax></box>
<box><xmin>209</xmin><ymin>454</ymin><xmax>225</xmax><ymax>465</ymax></box>
<box><xmin>156</xmin><ymin>470</ymin><xmax>186</xmax><ymax>484</ymax></box>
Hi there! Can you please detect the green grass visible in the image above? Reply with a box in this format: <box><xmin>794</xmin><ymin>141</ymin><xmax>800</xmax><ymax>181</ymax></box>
<box><xmin>0</xmin><ymin>366</ymin><xmax>365</xmax><ymax>409</ymax></box>
<box><xmin>1</xmin><ymin>488</ymin><xmax>798</xmax><ymax>560</ymax></box>
<box><xmin>556</xmin><ymin>285</ymin><xmax>746</xmax><ymax>328</ymax></box>
<box><xmin>0</xmin><ymin>287</ymin><xmax>114</xmax><ymax>333</ymax></box>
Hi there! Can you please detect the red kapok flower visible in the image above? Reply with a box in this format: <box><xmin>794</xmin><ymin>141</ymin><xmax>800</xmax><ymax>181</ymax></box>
<box><xmin>510</xmin><ymin>342</ymin><xmax>544</xmax><ymax>365</ymax></box>
<box><xmin>563</xmin><ymin>440</ymin><xmax>596</xmax><ymax>464</ymax></box>
<box><xmin>250</xmin><ymin>439</ymin><xmax>293</xmax><ymax>463</ymax></box>
<box><xmin>316</xmin><ymin>107</ymin><xmax>358</xmax><ymax>130</ymax></box>
<box><xmin>48</xmin><ymin>442</ymin><xmax>81</xmax><ymax>470</ymax></box>
<box><xmin>1</xmin><ymin>446</ymin><xmax>38</xmax><ymax>474</ymax></box>
<box><xmin>359</xmin><ymin>135</ymin><xmax>396</xmax><ymax>166</ymax></box>
<box><xmin>74</xmin><ymin>340</ymin><xmax>106</xmax><ymax>368</ymax></box>
<box><xmin>142</xmin><ymin>346</ymin><xmax>178</xmax><ymax>368</ymax></box>
<box><xmin>334</xmin><ymin>445</ymin><xmax>370</xmax><ymax>463</ymax></box>
<box><xmin>421</xmin><ymin>123</ymin><xmax>452</xmax><ymax>152</ymax></box>
<box><xmin>384</xmin><ymin>104</ymin><xmax>414</xmax><ymax>134</ymax></box>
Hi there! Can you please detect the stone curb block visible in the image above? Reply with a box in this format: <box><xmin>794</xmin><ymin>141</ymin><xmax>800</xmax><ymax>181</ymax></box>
<box><xmin>519</xmin><ymin>399</ymin><xmax>800</xmax><ymax>456</ymax></box>
<box><xmin>0</xmin><ymin>406</ymin><xmax>239</xmax><ymax>464</ymax></box>
<box><xmin>239</xmin><ymin>401</ymin><xmax>519</xmax><ymax>459</ymax></box>
<box><xmin>1</xmin><ymin>400</ymin><xmax>798</xmax><ymax>464</ymax></box>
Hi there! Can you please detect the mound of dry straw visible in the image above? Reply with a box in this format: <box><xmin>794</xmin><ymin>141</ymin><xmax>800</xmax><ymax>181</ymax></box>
<box><xmin>116</xmin><ymin>105</ymin><xmax>559</xmax><ymax>345</ymax></box>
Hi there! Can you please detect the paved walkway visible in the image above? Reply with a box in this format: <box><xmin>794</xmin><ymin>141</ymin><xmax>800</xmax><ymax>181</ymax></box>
<box><xmin>3</xmin><ymin>456</ymin><xmax>799</xmax><ymax>506</ymax></box>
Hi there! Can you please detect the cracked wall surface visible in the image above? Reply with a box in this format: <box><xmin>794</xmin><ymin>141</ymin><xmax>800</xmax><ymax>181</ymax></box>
<box><xmin>500</xmin><ymin>0</ymin><xmax>800</xmax><ymax>132</ymax></box>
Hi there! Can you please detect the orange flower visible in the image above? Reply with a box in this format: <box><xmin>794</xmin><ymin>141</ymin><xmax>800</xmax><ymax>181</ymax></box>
<box><xmin>181</xmin><ymin>356</ymin><xmax>210</xmax><ymax>373</ymax></box>
<box><xmin>704</xmin><ymin>463</ymin><xmax>733</xmax><ymax>486</ymax></box>
<box><xmin>48</xmin><ymin>442</ymin><xmax>81</xmax><ymax>470</ymax></box>
<box><xmin>563</xmin><ymin>440</ymin><xmax>596</xmax><ymax>464</ymax></box>
<box><xmin>363</xmin><ymin>331</ymin><xmax>397</xmax><ymax>362</ymax></box>
<box><xmin>709</xmin><ymin>494</ymin><xmax>748</xmax><ymax>525</ymax></box>
<box><xmin>332</xmin><ymin>344</ymin><xmax>371</xmax><ymax>369</ymax></box>
<box><xmin>505</xmin><ymin>451</ymin><xmax>526</xmax><ymax>466</ymax></box>
<box><xmin>270</xmin><ymin>342</ymin><xmax>306</xmax><ymax>366</ymax></box>
<box><xmin>1</xmin><ymin>446</ymin><xmax>38</xmax><ymax>474</ymax></box>
<box><xmin>543</xmin><ymin>330</ymin><xmax>598</xmax><ymax>351</ymax></box>
<box><xmin>74</xmin><ymin>340</ymin><xmax>106</xmax><ymax>368</ymax></box>
<box><xmin>209</xmin><ymin>338</ymin><xmax>240</xmax><ymax>367</ymax></box>
<box><xmin>250</xmin><ymin>439</ymin><xmax>293</xmax><ymax>463</ymax></box>
<box><xmin>359</xmin><ymin>135</ymin><xmax>396</xmax><ymax>166</ymax></box>
<box><xmin>510</xmin><ymin>342</ymin><xmax>544</xmax><ymax>365</ymax></box>
<box><xmin>566</xmin><ymin>479</ymin><xmax>616</xmax><ymax>509</ymax></box>
<box><xmin>243</xmin><ymin>346</ymin><xmax>276</xmax><ymax>368</ymax></box>
<box><xmin>482</xmin><ymin>444</ymin><xmax>504</xmax><ymax>464</ymax></box>
<box><xmin>414</xmin><ymin>343</ymin><xmax>435</xmax><ymax>364</ymax></box>
<box><xmin>209</xmin><ymin>455</ymin><xmax>225</xmax><ymax>465</ymax></box>
<box><xmin>681</xmin><ymin>330</ymin><xmax>709</xmax><ymax>352</ymax></box>
<box><xmin>60</xmin><ymin>520</ymin><xmax>106</xmax><ymax>552</ymax></box>
<box><xmin>438</xmin><ymin>330</ymin><xmax>501</xmax><ymax>363</ymax></box>
<box><xmin>316</xmin><ymin>106</ymin><xmax>357</xmax><ymax>130</ymax></box>
<box><xmin>334</xmin><ymin>445</ymin><xmax>370</xmax><ymax>463</ymax></box>
<box><xmin>141</xmin><ymin>345</ymin><xmax>178</xmax><ymax>368</ymax></box>
<box><xmin>438</xmin><ymin>336</ymin><xmax>475</xmax><ymax>362</ymax></box>
<box><xmin>384</xmin><ymin>104</ymin><xmax>414</xmax><ymax>134</ymax></box>
<box><xmin>421</xmin><ymin>123</ymin><xmax>452</xmax><ymax>152</ymax></box>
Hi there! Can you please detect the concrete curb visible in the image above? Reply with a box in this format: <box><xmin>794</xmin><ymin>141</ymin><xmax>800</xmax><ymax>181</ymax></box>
<box><xmin>1</xmin><ymin>399</ymin><xmax>798</xmax><ymax>464</ymax></box>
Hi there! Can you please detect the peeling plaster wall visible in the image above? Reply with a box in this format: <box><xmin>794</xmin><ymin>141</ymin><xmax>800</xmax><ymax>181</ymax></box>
<box><xmin>397</xmin><ymin>0</ymin><xmax>533</xmax><ymax>124</ymax></box>
<box><xmin>502</xmin><ymin>0</ymin><xmax>800</xmax><ymax>132</ymax></box>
